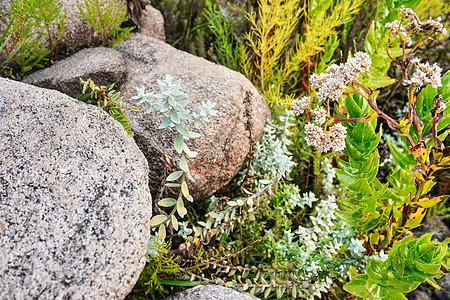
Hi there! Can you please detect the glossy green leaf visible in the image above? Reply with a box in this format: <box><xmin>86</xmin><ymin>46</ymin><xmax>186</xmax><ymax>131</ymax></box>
<box><xmin>438</xmin><ymin>70</ymin><xmax>450</xmax><ymax>99</ymax></box>
<box><xmin>344</xmin><ymin>274</ymin><xmax>370</xmax><ymax>298</ymax></box>
<box><xmin>349</xmin><ymin>178</ymin><xmax>373</xmax><ymax>195</ymax></box>
<box><xmin>386</xmin><ymin>137</ymin><xmax>415</xmax><ymax>170</ymax></box>
<box><xmin>345</xmin><ymin>94</ymin><xmax>364</xmax><ymax>118</ymax></box>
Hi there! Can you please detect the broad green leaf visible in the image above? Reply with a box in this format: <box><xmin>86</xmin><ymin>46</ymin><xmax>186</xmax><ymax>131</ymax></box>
<box><xmin>437</xmin><ymin>104</ymin><xmax>450</xmax><ymax>132</ymax></box>
<box><xmin>394</xmin><ymin>0</ymin><xmax>423</xmax><ymax>9</ymax></box>
<box><xmin>167</xmin><ymin>170</ymin><xmax>184</xmax><ymax>181</ymax></box>
<box><xmin>158</xmin><ymin>198</ymin><xmax>177</xmax><ymax>207</ymax></box>
<box><xmin>359</xmin><ymin>70</ymin><xmax>396</xmax><ymax>90</ymax></box>
<box><xmin>349</xmin><ymin>178</ymin><xmax>373</xmax><ymax>195</ymax></box>
<box><xmin>386</xmin><ymin>137</ymin><xmax>415</xmax><ymax>170</ymax></box>
<box><xmin>181</xmin><ymin>179</ymin><xmax>189</xmax><ymax>198</ymax></box>
<box><xmin>438</xmin><ymin>70</ymin><xmax>450</xmax><ymax>99</ymax></box>
<box><xmin>417</xmin><ymin>85</ymin><xmax>437</xmax><ymax>119</ymax></box>
<box><xmin>174</xmin><ymin>134</ymin><xmax>184</xmax><ymax>154</ymax></box>
<box><xmin>150</xmin><ymin>215</ymin><xmax>167</xmax><ymax>226</ymax></box>
<box><xmin>336</xmin><ymin>169</ymin><xmax>356</xmax><ymax>186</ymax></box>
<box><xmin>179</xmin><ymin>155</ymin><xmax>189</xmax><ymax>173</ymax></box>
<box><xmin>335</xmin><ymin>210</ymin><xmax>359</xmax><ymax>227</ymax></box>
<box><xmin>345</xmin><ymin>94</ymin><xmax>364</xmax><ymax>118</ymax></box>
<box><xmin>415</xmin><ymin>196</ymin><xmax>445</xmax><ymax>209</ymax></box>
<box><xmin>344</xmin><ymin>274</ymin><xmax>370</xmax><ymax>298</ymax></box>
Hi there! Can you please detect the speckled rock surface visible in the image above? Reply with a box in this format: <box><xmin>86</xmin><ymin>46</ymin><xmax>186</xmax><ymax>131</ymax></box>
<box><xmin>0</xmin><ymin>78</ymin><xmax>152</xmax><ymax>299</ymax></box>
<box><xmin>165</xmin><ymin>285</ymin><xmax>260</xmax><ymax>300</ymax></box>
<box><xmin>140</xmin><ymin>5</ymin><xmax>165</xmax><ymax>41</ymax></box>
<box><xmin>116</xmin><ymin>35</ymin><xmax>271</xmax><ymax>199</ymax></box>
<box><xmin>23</xmin><ymin>47</ymin><xmax>126</xmax><ymax>99</ymax></box>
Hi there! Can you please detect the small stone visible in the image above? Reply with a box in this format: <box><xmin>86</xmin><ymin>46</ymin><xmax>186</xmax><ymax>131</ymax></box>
<box><xmin>165</xmin><ymin>284</ymin><xmax>260</xmax><ymax>300</ymax></box>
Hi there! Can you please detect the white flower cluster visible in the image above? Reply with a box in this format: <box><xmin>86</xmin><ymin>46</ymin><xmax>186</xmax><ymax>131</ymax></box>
<box><xmin>291</xmin><ymin>96</ymin><xmax>310</xmax><ymax>116</ymax></box>
<box><xmin>304</xmin><ymin>122</ymin><xmax>347</xmax><ymax>153</ymax></box>
<box><xmin>403</xmin><ymin>58</ymin><xmax>442</xmax><ymax>88</ymax></box>
<box><xmin>385</xmin><ymin>6</ymin><xmax>447</xmax><ymax>45</ymax></box>
<box><xmin>310</xmin><ymin>52</ymin><xmax>372</xmax><ymax>102</ymax></box>
<box><xmin>312</xmin><ymin>107</ymin><xmax>327</xmax><ymax>125</ymax></box>
<box><xmin>385</xmin><ymin>20</ymin><xmax>414</xmax><ymax>45</ymax></box>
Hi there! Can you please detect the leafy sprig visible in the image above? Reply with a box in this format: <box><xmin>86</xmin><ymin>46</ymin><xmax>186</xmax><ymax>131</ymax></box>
<box><xmin>132</xmin><ymin>75</ymin><xmax>217</xmax><ymax>240</ymax></box>
<box><xmin>79</xmin><ymin>78</ymin><xmax>138</xmax><ymax>137</ymax></box>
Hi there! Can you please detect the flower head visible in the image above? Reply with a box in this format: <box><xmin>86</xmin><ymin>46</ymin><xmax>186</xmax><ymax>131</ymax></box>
<box><xmin>403</xmin><ymin>60</ymin><xmax>442</xmax><ymax>88</ymax></box>
<box><xmin>386</xmin><ymin>6</ymin><xmax>447</xmax><ymax>44</ymax></box>
<box><xmin>304</xmin><ymin>122</ymin><xmax>347</xmax><ymax>153</ymax></box>
<box><xmin>312</xmin><ymin>107</ymin><xmax>328</xmax><ymax>125</ymax></box>
<box><xmin>310</xmin><ymin>52</ymin><xmax>371</xmax><ymax>102</ymax></box>
<box><xmin>292</xmin><ymin>96</ymin><xmax>310</xmax><ymax>116</ymax></box>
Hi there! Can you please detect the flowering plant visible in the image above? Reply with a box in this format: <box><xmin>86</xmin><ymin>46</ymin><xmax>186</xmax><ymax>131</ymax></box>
<box><xmin>293</xmin><ymin>6</ymin><xmax>449</xmax><ymax>299</ymax></box>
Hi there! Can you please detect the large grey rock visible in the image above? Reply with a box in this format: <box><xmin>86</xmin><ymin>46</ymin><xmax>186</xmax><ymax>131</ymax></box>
<box><xmin>117</xmin><ymin>35</ymin><xmax>270</xmax><ymax>199</ymax></box>
<box><xmin>0</xmin><ymin>78</ymin><xmax>152</xmax><ymax>299</ymax></box>
<box><xmin>165</xmin><ymin>285</ymin><xmax>260</xmax><ymax>300</ymax></box>
<box><xmin>23</xmin><ymin>47</ymin><xmax>126</xmax><ymax>99</ymax></box>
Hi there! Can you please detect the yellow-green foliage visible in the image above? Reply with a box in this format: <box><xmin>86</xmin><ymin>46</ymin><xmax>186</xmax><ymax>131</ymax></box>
<box><xmin>243</xmin><ymin>0</ymin><xmax>303</xmax><ymax>94</ymax></box>
<box><xmin>135</xmin><ymin>236</ymin><xmax>181</xmax><ymax>299</ymax></box>
<box><xmin>77</xmin><ymin>0</ymin><xmax>133</xmax><ymax>47</ymax></box>
<box><xmin>1</xmin><ymin>0</ymin><xmax>66</xmax><ymax>74</ymax></box>
<box><xmin>241</xmin><ymin>0</ymin><xmax>364</xmax><ymax>107</ymax></box>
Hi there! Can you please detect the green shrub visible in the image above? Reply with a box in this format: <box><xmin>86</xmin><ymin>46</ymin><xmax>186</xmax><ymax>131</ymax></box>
<box><xmin>0</xmin><ymin>0</ymin><xmax>65</xmax><ymax>75</ymax></box>
<box><xmin>77</xmin><ymin>0</ymin><xmax>134</xmax><ymax>47</ymax></box>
